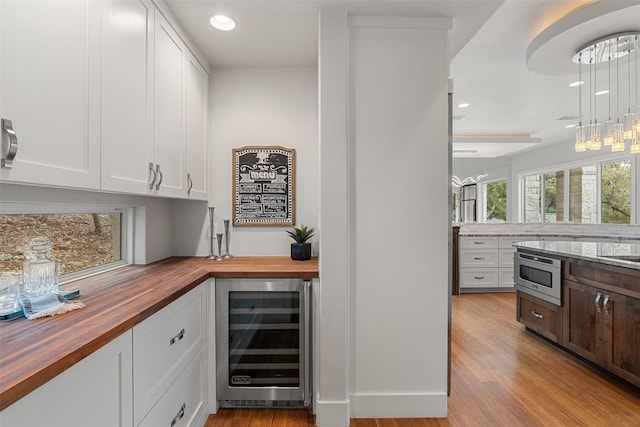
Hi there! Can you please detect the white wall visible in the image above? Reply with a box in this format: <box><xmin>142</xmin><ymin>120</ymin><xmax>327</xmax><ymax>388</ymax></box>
<box><xmin>207</xmin><ymin>67</ymin><xmax>319</xmax><ymax>255</ymax></box>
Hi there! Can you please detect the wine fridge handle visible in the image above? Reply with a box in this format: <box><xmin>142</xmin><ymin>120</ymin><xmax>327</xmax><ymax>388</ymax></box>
<box><xmin>303</xmin><ymin>280</ymin><xmax>311</xmax><ymax>407</ymax></box>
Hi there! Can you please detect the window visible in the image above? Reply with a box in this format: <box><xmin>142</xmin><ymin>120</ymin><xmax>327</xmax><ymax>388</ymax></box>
<box><xmin>521</xmin><ymin>156</ymin><xmax>633</xmax><ymax>224</ymax></box>
<box><xmin>568</xmin><ymin>165</ymin><xmax>597</xmax><ymax>223</ymax></box>
<box><xmin>523</xmin><ymin>175</ymin><xmax>542</xmax><ymax>223</ymax></box>
<box><xmin>483</xmin><ymin>180</ymin><xmax>507</xmax><ymax>222</ymax></box>
<box><xmin>600</xmin><ymin>159</ymin><xmax>631</xmax><ymax>224</ymax></box>
<box><xmin>0</xmin><ymin>206</ymin><xmax>127</xmax><ymax>281</ymax></box>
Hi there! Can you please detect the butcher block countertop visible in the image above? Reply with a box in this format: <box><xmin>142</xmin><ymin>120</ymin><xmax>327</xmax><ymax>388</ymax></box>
<box><xmin>0</xmin><ymin>256</ymin><xmax>319</xmax><ymax>411</ymax></box>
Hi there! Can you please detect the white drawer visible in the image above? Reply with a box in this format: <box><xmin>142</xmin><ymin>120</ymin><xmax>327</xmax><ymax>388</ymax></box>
<box><xmin>138</xmin><ymin>346</ymin><xmax>207</xmax><ymax>427</ymax></box>
<box><xmin>499</xmin><ymin>236</ymin><xmax>535</xmax><ymax>248</ymax></box>
<box><xmin>499</xmin><ymin>267</ymin><xmax>515</xmax><ymax>288</ymax></box>
<box><xmin>460</xmin><ymin>236</ymin><xmax>499</xmax><ymax>249</ymax></box>
<box><xmin>133</xmin><ymin>284</ymin><xmax>206</xmax><ymax>425</ymax></box>
<box><xmin>499</xmin><ymin>248</ymin><xmax>517</xmax><ymax>267</ymax></box>
<box><xmin>460</xmin><ymin>269</ymin><xmax>499</xmax><ymax>288</ymax></box>
<box><xmin>460</xmin><ymin>250</ymin><xmax>498</xmax><ymax>267</ymax></box>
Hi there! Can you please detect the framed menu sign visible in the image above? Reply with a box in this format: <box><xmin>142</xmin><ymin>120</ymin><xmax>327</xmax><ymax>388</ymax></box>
<box><xmin>232</xmin><ymin>146</ymin><xmax>296</xmax><ymax>226</ymax></box>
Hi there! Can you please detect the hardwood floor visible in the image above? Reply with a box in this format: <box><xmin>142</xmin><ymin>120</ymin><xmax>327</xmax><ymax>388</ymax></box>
<box><xmin>205</xmin><ymin>293</ymin><xmax>640</xmax><ymax>427</ymax></box>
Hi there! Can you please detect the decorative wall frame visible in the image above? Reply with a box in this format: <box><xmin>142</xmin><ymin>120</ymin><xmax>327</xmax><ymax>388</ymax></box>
<box><xmin>232</xmin><ymin>146</ymin><xmax>295</xmax><ymax>226</ymax></box>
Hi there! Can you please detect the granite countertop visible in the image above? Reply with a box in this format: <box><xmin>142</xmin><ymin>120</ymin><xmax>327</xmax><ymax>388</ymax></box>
<box><xmin>456</xmin><ymin>223</ymin><xmax>640</xmax><ymax>240</ymax></box>
<box><xmin>514</xmin><ymin>240</ymin><xmax>640</xmax><ymax>270</ymax></box>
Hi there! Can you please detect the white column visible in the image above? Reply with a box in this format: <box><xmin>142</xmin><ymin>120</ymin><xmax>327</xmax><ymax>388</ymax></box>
<box><xmin>316</xmin><ymin>9</ymin><xmax>351</xmax><ymax>427</ymax></box>
<box><xmin>349</xmin><ymin>16</ymin><xmax>451</xmax><ymax>418</ymax></box>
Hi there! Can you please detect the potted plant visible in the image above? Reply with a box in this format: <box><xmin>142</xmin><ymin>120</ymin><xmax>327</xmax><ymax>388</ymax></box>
<box><xmin>286</xmin><ymin>224</ymin><xmax>315</xmax><ymax>261</ymax></box>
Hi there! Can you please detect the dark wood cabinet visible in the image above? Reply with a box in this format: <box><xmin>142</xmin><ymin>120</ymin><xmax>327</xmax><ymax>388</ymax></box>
<box><xmin>517</xmin><ymin>291</ymin><xmax>561</xmax><ymax>343</ymax></box>
<box><xmin>561</xmin><ymin>259</ymin><xmax>640</xmax><ymax>388</ymax></box>
<box><xmin>562</xmin><ymin>279</ymin><xmax>601</xmax><ymax>364</ymax></box>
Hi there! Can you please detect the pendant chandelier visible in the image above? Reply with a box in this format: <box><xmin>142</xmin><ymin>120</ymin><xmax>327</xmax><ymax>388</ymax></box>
<box><xmin>573</xmin><ymin>32</ymin><xmax>640</xmax><ymax>154</ymax></box>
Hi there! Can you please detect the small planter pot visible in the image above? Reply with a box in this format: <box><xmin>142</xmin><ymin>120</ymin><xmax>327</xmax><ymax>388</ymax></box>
<box><xmin>290</xmin><ymin>243</ymin><xmax>312</xmax><ymax>261</ymax></box>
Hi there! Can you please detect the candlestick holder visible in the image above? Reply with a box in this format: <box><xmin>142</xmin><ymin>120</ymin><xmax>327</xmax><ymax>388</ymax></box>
<box><xmin>215</xmin><ymin>233</ymin><xmax>225</xmax><ymax>261</ymax></box>
<box><xmin>223</xmin><ymin>219</ymin><xmax>232</xmax><ymax>258</ymax></box>
<box><xmin>205</xmin><ymin>207</ymin><xmax>216</xmax><ymax>260</ymax></box>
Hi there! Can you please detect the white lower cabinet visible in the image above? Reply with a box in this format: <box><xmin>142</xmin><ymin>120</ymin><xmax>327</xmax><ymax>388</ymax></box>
<box><xmin>139</xmin><ymin>346</ymin><xmax>208</xmax><ymax>427</ymax></box>
<box><xmin>0</xmin><ymin>331</ymin><xmax>133</xmax><ymax>427</ymax></box>
<box><xmin>133</xmin><ymin>283</ymin><xmax>207</xmax><ymax>426</ymax></box>
<box><xmin>459</xmin><ymin>235</ymin><xmax>531</xmax><ymax>291</ymax></box>
<box><xmin>0</xmin><ymin>282</ymin><xmax>209</xmax><ymax>427</ymax></box>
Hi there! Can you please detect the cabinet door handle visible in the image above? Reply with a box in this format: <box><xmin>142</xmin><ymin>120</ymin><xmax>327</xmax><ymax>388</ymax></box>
<box><xmin>170</xmin><ymin>403</ymin><xmax>186</xmax><ymax>427</ymax></box>
<box><xmin>603</xmin><ymin>294</ymin><xmax>610</xmax><ymax>313</ymax></box>
<box><xmin>169</xmin><ymin>328</ymin><xmax>185</xmax><ymax>345</ymax></box>
<box><xmin>531</xmin><ymin>311</ymin><xmax>544</xmax><ymax>319</ymax></box>
<box><xmin>155</xmin><ymin>164</ymin><xmax>163</xmax><ymax>190</ymax></box>
<box><xmin>187</xmin><ymin>173</ymin><xmax>193</xmax><ymax>194</ymax></box>
<box><xmin>595</xmin><ymin>292</ymin><xmax>602</xmax><ymax>312</ymax></box>
<box><xmin>148</xmin><ymin>162</ymin><xmax>157</xmax><ymax>189</ymax></box>
<box><xmin>1</xmin><ymin>118</ymin><xmax>19</xmax><ymax>169</ymax></box>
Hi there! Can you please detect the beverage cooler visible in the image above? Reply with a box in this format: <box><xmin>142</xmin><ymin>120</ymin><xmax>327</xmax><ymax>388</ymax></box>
<box><xmin>216</xmin><ymin>278</ymin><xmax>311</xmax><ymax>408</ymax></box>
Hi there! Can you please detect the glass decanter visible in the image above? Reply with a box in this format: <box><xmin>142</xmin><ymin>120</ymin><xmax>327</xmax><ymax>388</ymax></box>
<box><xmin>22</xmin><ymin>237</ymin><xmax>59</xmax><ymax>295</ymax></box>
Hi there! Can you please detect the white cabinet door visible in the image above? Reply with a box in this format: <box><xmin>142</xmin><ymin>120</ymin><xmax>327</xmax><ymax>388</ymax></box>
<box><xmin>185</xmin><ymin>51</ymin><xmax>208</xmax><ymax>200</ymax></box>
<box><xmin>101</xmin><ymin>0</ymin><xmax>155</xmax><ymax>194</ymax></box>
<box><xmin>0</xmin><ymin>0</ymin><xmax>100</xmax><ymax>189</ymax></box>
<box><xmin>138</xmin><ymin>347</ymin><xmax>208</xmax><ymax>427</ymax></box>
<box><xmin>133</xmin><ymin>284</ymin><xmax>206</xmax><ymax>425</ymax></box>
<box><xmin>0</xmin><ymin>331</ymin><xmax>133</xmax><ymax>427</ymax></box>
<box><xmin>153</xmin><ymin>11</ymin><xmax>185</xmax><ymax>198</ymax></box>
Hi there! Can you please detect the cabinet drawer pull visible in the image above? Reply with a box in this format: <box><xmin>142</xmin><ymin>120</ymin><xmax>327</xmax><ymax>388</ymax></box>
<box><xmin>148</xmin><ymin>162</ymin><xmax>157</xmax><ymax>189</ymax></box>
<box><xmin>531</xmin><ymin>311</ymin><xmax>544</xmax><ymax>319</ymax></box>
<box><xmin>1</xmin><ymin>118</ymin><xmax>18</xmax><ymax>169</ymax></box>
<box><xmin>473</xmin><ymin>257</ymin><xmax>485</xmax><ymax>261</ymax></box>
<box><xmin>155</xmin><ymin>164</ymin><xmax>163</xmax><ymax>190</ymax></box>
<box><xmin>170</xmin><ymin>403</ymin><xmax>186</xmax><ymax>427</ymax></box>
<box><xmin>473</xmin><ymin>276</ymin><xmax>485</xmax><ymax>280</ymax></box>
<box><xmin>187</xmin><ymin>173</ymin><xmax>193</xmax><ymax>194</ymax></box>
<box><xmin>169</xmin><ymin>328</ymin><xmax>185</xmax><ymax>345</ymax></box>
<box><xmin>473</xmin><ymin>241</ymin><xmax>485</xmax><ymax>245</ymax></box>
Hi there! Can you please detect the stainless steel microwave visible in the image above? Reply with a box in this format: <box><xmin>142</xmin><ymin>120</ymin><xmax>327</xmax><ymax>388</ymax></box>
<box><xmin>514</xmin><ymin>251</ymin><xmax>562</xmax><ymax>306</ymax></box>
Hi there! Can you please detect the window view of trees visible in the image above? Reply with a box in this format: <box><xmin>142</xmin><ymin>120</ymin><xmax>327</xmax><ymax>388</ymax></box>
<box><xmin>0</xmin><ymin>213</ymin><xmax>122</xmax><ymax>276</ymax></box>
<box><xmin>484</xmin><ymin>180</ymin><xmax>507</xmax><ymax>222</ymax></box>
<box><xmin>601</xmin><ymin>160</ymin><xmax>631</xmax><ymax>224</ymax></box>
<box><xmin>523</xmin><ymin>158</ymin><xmax>632</xmax><ymax>224</ymax></box>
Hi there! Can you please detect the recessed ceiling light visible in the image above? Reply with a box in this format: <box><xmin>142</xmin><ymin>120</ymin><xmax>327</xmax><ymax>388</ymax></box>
<box><xmin>458</xmin><ymin>103</ymin><xmax>470</xmax><ymax>108</ymax></box>
<box><xmin>210</xmin><ymin>15</ymin><xmax>236</xmax><ymax>31</ymax></box>
<box><xmin>595</xmin><ymin>90</ymin><xmax>609</xmax><ymax>96</ymax></box>
<box><xmin>565</xmin><ymin>124</ymin><xmax>577</xmax><ymax>128</ymax></box>
<box><xmin>569</xmin><ymin>80</ymin><xmax>584</xmax><ymax>87</ymax></box>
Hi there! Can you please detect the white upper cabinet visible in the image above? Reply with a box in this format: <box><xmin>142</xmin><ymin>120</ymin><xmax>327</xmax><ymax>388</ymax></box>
<box><xmin>101</xmin><ymin>0</ymin><xmax>154</xmax><ymax>194</ymax></box>
<box><xmin>185</xmin><ymin>52</ymin><xmax>209</xmax><ymax>200</ymax></box>
<box><xmin>152</xmin><ymin>11</ymin><xmax>186</xmax><ymax>198</ymax></box>
<box><xmin>1</xmin><ymin>0</ymin><xmax>209</xmax><ymax>199</ymax></box>
<box><xmin>0</xmin><ymin>0</ymin><xmax>101</xmax><ymax>189</ymax></box>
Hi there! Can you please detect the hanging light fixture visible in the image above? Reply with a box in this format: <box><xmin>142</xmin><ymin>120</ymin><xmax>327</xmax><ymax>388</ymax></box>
<box><xmin>573</xmin><ymin>32</ymin><xmax>640</xmax><ymax>154</ymax></box>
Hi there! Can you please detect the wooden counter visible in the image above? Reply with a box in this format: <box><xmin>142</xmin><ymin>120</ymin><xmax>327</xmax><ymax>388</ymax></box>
<box><xmin>0</xmin><ymin>256</ymin><xmax>318</xmax><ymax>411</ymax></box>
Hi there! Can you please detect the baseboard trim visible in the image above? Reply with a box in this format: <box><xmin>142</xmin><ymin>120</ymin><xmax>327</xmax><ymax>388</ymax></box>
<box><xmin>351</xmin><ymin>392</ymin><xmax>447</xmax><ymax>418</ymax></box>
<box><xmin>315</xmin><ymin>397</ymin><xmax>350</xmax><ymax>427</ymax></box>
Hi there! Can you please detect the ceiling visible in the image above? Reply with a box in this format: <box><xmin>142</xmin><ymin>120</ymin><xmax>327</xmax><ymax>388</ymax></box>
<box><xmin>164</xmin><ymin>0</ymin><xmax>640</xmax><ymax>159</ymax></box>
